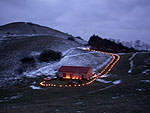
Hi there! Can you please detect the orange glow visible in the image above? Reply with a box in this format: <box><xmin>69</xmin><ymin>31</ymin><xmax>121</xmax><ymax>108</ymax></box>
<box><xmin>64</xmin><ymin>76</ymin><xmax>82</xmax><ymax>80</ymax></box>
<box><xmin>72</xmin><ymin>77</ymin><xmax>79</xmax><ymax>79</ymax></box>
<box><xmin>63</xmin><ymin>75</ymin><xmax>71</xmax><ymax>79</ymax></box>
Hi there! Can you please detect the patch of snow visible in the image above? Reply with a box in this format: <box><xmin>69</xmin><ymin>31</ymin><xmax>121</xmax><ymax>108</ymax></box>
<box><xmin>77</xmin><ymin>47</ymin><xmax>88</xmax><ymax>50</ymax></box>
<box><xmin>112</xmin><ymin>96</ymin><xmax>119</xmax><ymax>99</ymax></box>
<box><xmin>136</xmin><ymin>89</ymin><xmax>142</xmax><ymax>91</ymax></box>
<box><xmin>96</xmin><ymin>79</ymin><xmax>112</xmax><ymax>83</ymax></box>
<box><xmin>140</xmin><ymin>80</ymin><xmax>150</xmax><ymax>83</ymax></box>
<box><xmin>55</xmin><ymin>109</ymin><xmax>59</xmax><ymax>112</ymax></box>
<box><xmin>128</xmin><ymin>53</ymin><xmax>138</xmax><ymax>74</ymax></box>
<box><xmin>0</xmin><ymin>94</ymin><xmax>23</xmax><ymax>102</ymax></box>
<box><xmin>24</xmin><ymin>47</ymin><xmax>110</xmax><ymax>78</ymax></box>
<box><xmin>95</xmin><ymin>56</ymin><xmax>112</xmax><ymax>73</ymax></box>
<box><xmin>144</xmin><ymin>59</ymin><xmax>150</xmax><ymax>64</ymax></box>
<box><xmin>128</xmin><ymin>69</ymin><xmax>132</xmax><ymax>74</ymax></box>
<box><xmin>30</xmin><ymin>51</ymin><xmax>41</xmax><ymax>56</ymax></box>
<box><xmin>32</xmin><ymin>81</ymin><xmax>36</xmax><ymax>84</ymax></box>
<box><xmin>142</xmin><ymin>69</ymin><xmax>150</xmax><ymax>75</ymax></box>
<box><xmin>113</xmin><ymin>80</ymin><xmax>121</xmax><ymax>85</ymax></box>
<box><xmin>101</xmin><ymin>74</ymin><xmax>111</xmax><ymax>78</ymax></box>
<box><xmin>24</xmin><ymin>66</ymin><xmax>57</xmax><ymax>78</ymax></box>
<box><xmin>76</xmin><ymin>102</ymin><xmax>83</xmax><ymax>105</ymax></box>
<box><xmin>129</xmin><ymin>53</ymin><xmax>137</xmax><ymax>61</ymax></box>
<box><xmin>142</xmin><ymin>65</ymin><xmax>147</xmax><ymax>68</ymax></box>
<box><xmin>65</xmin><ymin>51</ymin><xmax>97</xmax><ymax>58</ymax></box>
<box><xmin>58</xmin><ymin>48</ymin><xmax>110</xmax><ymax>71</ymax></box>
<box><xmin>136</xmin><ymin>88</ymin><xmax>150</xmax><ymax>91</ymax></box>
<box><xmin>117</xmin><ymin>53</ymin><xmax>132</xmax><ymax>55</ymax></box>
<box><xmin>30</xmin><ymin>85</ymin><xmax>42</xmax><ymax>90</ymax></box>
<box><xmin>62</xmin><ymin>48</ymin><xmax>76</xmax><ymax>57</ymax></box>
<box><xmin>11</xmin><ymin>95</ymin><xmax>22</xmax><ymax>100</ymax></box>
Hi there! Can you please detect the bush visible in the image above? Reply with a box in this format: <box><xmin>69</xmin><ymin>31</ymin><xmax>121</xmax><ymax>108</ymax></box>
<box><xmin>68</xmin><ymin>37</ymin><xmax>75</xmax><ymax>41</ymax></box>
<box><xmin>16</xmin><ymin>68</ymin><xmax>24</xmax><ymax>74</ymax></box>
<box><xmin>76</xmin><ymin>36</ymin><xmax>82</xmax><ymax>40</ymax></box>
<box><xmin>21</xmin><ymin>56</ymin><xmax>35</xmax><ymax>64</ymax></box>
<box><xmin>7</xmin><ymin>32</ymin><xmax>10</xmax><ymax>35</ymax></box>
<box><xmin>39</xmin><ymin>50</ymin><xmax>61</xmax><ymax>62</ymax></box>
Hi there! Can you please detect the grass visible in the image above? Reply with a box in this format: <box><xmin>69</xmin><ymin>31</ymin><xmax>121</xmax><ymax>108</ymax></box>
<box><xmin>0</xmin><ymin>35</ymin><xmax>82</xmax><ymax>87</ymax></box>
<box><xmin>0</xmin><ymin>53</ymin><xmax>150</xmax><ymax>113</ymax></box>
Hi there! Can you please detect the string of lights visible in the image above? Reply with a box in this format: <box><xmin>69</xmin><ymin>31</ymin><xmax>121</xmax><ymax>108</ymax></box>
<box><xmin>40</xmin><ymin>48</ymin><xmax>120</xmax><ymax>87</ymax></box>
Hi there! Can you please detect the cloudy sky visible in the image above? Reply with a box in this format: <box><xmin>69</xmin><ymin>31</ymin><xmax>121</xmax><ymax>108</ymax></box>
<box><xmin>0</xmin><ymin>0</ymin><xmax>150</xmax><ymax>43</ymax></box>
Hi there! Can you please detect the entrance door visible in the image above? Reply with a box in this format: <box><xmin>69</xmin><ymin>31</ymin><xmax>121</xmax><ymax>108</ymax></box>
<box><xmin>70</xmin><ymin>74</ymin><xmax>72</xmax><ymax>79</ymax></box>
<box><xmin>82</xmin><ymin>75</ymin><xmax>84</xmax><ymax>79</ymax></box>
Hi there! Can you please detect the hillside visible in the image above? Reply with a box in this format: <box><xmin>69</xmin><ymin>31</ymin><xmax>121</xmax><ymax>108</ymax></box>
<box><xmin>0</xmin><ymin>22</ymin><xmax>149</xmax><ymax>113</ymax></box>
<box><xmin>0</xmin><ymin>22</ymin><xmax>87</xmax><ymax>45</ymax></box>
<box><xmin>0</xmin><ymin>22</ymin><xmax>109</xmax><ymax>88</ymax></box>
<box><xmin>0</xmin><ymin>22</ymin><xmax>70</xmax><ymax>38</ymax></box>
<box><xmin>0</xmin><ymin>52</ymin><xmax>149</xmax><ymax>113</ymax></box>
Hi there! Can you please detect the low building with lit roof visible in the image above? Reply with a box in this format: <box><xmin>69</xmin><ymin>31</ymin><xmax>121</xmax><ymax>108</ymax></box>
<box><xmin>58</xmin><ymin>66</ymin><xmax>93</xmax><ymax>80</ymax></box>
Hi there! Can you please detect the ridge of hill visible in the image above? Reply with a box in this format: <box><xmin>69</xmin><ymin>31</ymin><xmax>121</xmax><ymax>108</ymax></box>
<box><xmin>0</xmin><ymin>22</ymin><xmax>87</xmax><ymax>45</ymax></box>
<box><xmin>0</xmin><ymin>22</ymin><xmax>69</xmax><ymax>38</ymax></box>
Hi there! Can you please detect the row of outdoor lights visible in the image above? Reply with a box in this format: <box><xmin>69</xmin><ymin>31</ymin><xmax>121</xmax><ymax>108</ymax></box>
<box><xmin>39</xmin><ymin>48</ymin><xmax>120</xmax><ymax>87</ymax></box>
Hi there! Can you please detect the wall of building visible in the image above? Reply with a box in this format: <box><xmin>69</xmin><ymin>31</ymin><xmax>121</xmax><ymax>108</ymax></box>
<box><xmin>59</xmin><ymin>70</ymin><xmax>93</xmax><ymax>79</ymax></box>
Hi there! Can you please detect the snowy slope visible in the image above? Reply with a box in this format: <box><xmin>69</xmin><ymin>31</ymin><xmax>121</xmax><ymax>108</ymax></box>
<box><xmin>0</xmin><ymin>22</ymin><xmax>111</xmax><ymax>88</ymax></box>
<box><xmin>0</xmin><ymin>35</ymin><xmax>82</xmax><ymax>87</ymax></box>
<box><xmin>24</xmin><ymin>48</ymin><xmax>111</xmax><ymax>78</ymax></box>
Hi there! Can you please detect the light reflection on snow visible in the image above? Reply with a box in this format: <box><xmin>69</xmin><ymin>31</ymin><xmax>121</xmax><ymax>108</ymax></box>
<box><xmin>30</xmin><ymin>85</ymin><xmax>42</xmax><ymax>90</ymax></box>
<box><xmin>113</xmin><ymin>80</ymin><xmax>121</xmax><ymax>85</ymax></box>
<box><xmin>96</xmin><ymin>79</ymin><xmax>112</xmax><ymax>83</ymax></box>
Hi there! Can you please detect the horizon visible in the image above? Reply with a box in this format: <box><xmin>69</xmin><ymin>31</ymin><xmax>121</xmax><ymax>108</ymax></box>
<box><xmin>0</xmin><ymin>0</ymin><xmax>150</xmax><ymax>44</ymax></box>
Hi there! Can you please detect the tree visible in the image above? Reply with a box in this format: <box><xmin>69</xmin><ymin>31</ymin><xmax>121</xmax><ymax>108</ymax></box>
<box><xmin>39</xmin><ymin>50</ymin><xmax>62</xmax><ymax>62</ymax></box>
<box><xmin>134</xmin><ymin>40</ymin><xmax>141</xmax><ymax>50</ymax></box>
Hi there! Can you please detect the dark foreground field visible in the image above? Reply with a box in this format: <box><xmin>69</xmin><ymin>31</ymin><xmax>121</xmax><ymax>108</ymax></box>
<box><xmin>0</xmin><ymin>53</ymin><xmax>150</xmax><ymax>113</ymax></box>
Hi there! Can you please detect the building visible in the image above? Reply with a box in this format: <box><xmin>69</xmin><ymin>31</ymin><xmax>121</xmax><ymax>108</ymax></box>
<box><xmin>58</xmin><ymin>66</ymin><xmax>93</xmax><ymax>80</ymax></box>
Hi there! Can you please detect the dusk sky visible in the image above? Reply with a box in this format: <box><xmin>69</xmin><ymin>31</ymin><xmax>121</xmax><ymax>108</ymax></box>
<box><xmin>0</xmin><ymin>0</ymin><xmax>150</xmax><ymax>44</ymax></box>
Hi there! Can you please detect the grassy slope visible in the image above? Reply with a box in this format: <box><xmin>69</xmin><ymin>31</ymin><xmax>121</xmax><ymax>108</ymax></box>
<box><xmin>0</xmin><ymin>53</ymin><xmax>150</xmax><ymax>113</ymax></box>
<box><xmin>0</xmin><ymin>36</ymin><xmax>81</xmax><ymax>84</ymax></box>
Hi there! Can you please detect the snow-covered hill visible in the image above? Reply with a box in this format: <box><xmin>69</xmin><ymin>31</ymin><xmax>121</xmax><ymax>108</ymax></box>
<box><xmin>0</xmin><ymin>35</ymin><xmax>83</xmax><ymax>87</ymax></box>
<box><xmin>24</xmin><ymin>48</ymin><xmax>111</xmax><ymax>78</ymax></box>
<box><xmin>0</xmin><ymin>22</ymin><xmax>110</xmax><ymax>88</ymax></box>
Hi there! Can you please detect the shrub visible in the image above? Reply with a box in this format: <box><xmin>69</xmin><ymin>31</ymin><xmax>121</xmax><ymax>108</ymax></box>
<box><xmin>7</xmin><ymin>32</ymin><xmax>10</xmax><ymax>35</ymax></box>
<box><xmin>21</xmin><ymin>56</ymin><xmax>35</xmax><ymax>64</ymax></box>
<box><xmin>68</xmin><ymin>37</ymin><xmax>75</xmax><ymax>41</ymax></box>
<box><xmin>76</xmin><ymin>36</ymin><xmax>82</xmax><ymax>39</ymax></box>
<box><xmin>39</xmin><ymin>50</ymin><xmax>61</xmax><ymax>62</ymax></box>
<box><xmin>16</xmin><ymin>68</ymin><xmax>24</xmax><ymax>74</ymax></box>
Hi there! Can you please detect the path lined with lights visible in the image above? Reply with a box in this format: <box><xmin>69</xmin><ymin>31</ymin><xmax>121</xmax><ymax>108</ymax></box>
<box><xmin>40</xmin><ymin>48</ymin><xmax>120</xmax><ymax>87</ymax></box>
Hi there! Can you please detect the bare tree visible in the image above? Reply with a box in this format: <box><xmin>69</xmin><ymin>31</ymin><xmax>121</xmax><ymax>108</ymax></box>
<box><xmin>134</xmin><ymin>40</ymin><xmax>141</xmax><ymax>50</ymax></box>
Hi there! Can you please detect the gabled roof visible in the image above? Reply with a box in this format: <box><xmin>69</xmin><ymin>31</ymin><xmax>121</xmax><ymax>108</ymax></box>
<box><xmin>58</xmin><ymin>66</ymin><xmax>92</xmax><ymax>73</ymax></box>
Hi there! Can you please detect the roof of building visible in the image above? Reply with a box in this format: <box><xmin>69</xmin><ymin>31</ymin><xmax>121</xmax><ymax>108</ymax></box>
<box><xmin>58</xmin><ymin>66</ymin><xmax>92</xmax><ymax>73</ymax></box>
